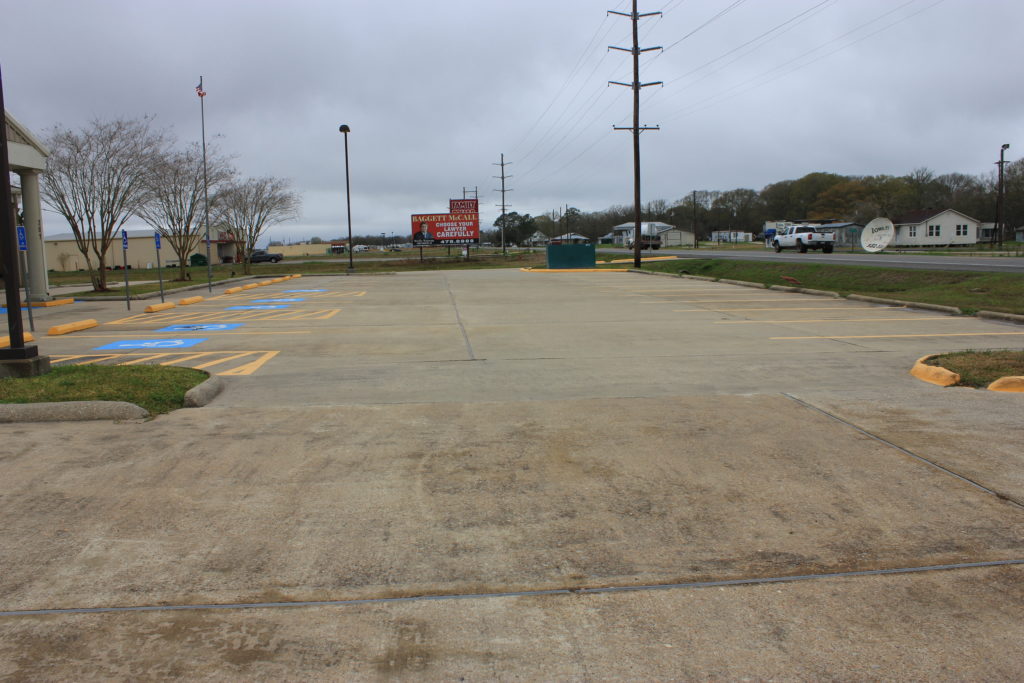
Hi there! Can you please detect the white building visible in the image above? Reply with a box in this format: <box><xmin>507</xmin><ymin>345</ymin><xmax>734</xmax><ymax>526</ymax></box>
<box><xmin>710</xmin><ymin>231</ymin><xmax>754</xmax><ymax>243</ymax></box>
<box><xmin>610</xmin><ymin>221</ymin><xmax>673</xmax><ymax>245</ymax></box>
<box><xmin>891</xmin><ymin>209</ymin><xmax>979</xmax><ymax>247</ymax></box>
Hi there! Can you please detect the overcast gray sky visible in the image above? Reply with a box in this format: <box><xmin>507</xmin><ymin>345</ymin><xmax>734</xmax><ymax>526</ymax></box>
<box><xmin>3</xmin><ymin>0</ymin><xmax>1021</xmax><ymax>243</ymax></box>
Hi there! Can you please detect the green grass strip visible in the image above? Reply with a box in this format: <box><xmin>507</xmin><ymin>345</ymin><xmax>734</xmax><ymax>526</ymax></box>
<box><xmin>0</xmin><ymin>365</ymin><xmax>208</xmax><ymax>415</ymax></box>
<box><xmin>635</xmin><ymin>259</ymin><xmax>1024</xmax><ymax>315</ymax></box>
<box><xmin>927</xmin><ymin>350</ymin><xmax>1024</xmax><ymax>388</ymax></box>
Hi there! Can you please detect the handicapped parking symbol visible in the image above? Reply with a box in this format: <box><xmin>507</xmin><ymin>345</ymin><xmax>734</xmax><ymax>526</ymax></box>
<box><xmin>94</xmin><ymin>338</ymin><xmax>208</xmax><ymax>350</ymax></box>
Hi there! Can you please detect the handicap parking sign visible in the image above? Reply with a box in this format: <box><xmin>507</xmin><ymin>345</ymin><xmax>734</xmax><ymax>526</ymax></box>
<box><xmin>156</xmin><ymin>324</ymin><xmax>243</xmax><ymax>333</ymax></box>
<box><xmin>94</xmin><ymin>338</ymin><xmax>208</xmax><ymax>350</ymax></box>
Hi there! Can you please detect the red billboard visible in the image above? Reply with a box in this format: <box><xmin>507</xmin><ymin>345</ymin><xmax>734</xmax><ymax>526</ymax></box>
<box><xmin>449</xmin><ymin>198</ymin><xmax>479</xmax><ymax>214</ymax></box>
<box><xmin>411</xmin><ymin>212</ymin><xmax>480</xmax><ymax>245</ymax></box>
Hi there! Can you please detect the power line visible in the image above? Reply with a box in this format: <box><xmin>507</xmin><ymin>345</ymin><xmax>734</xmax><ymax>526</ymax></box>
<box><xmin>509</xmin><ymin>0</ymin><xmax>629</xmax><ymax>157</ymax></box>
<box><xmin>661</xmin><ymin>0</ymin><xmax>748</xmax><ymax>53</ymax></box>
<box><xmin>657</xmin><ymin>0</ymin><xmax>942</xmax><ymax>124</ymax></box>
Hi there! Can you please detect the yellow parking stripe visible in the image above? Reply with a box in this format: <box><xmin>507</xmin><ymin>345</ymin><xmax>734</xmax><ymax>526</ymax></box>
<box><xmin>217</xmin><ymin>351</ymin><xmax>280</xmax><ymax>376</ymax></box>
<box><xmin>159</xmin><ymin>352</ymin><xmax>216</xmax><ymax>366</ymax></box>
<box><xmin>636</xmin><ymin>297</ymin><xmax>804</xmax><ymax>303</ymax></box>
<box><xmin>73</xmin><ymin>354</ymin><xmax>123</xmax><ymax>365</ymax></box>
<box><xmin>50</xmin><ymin>351</ymin><xmax>281</xmax><ymax>375</ymax></box>
<box><xmin>716</xmin><ymin>317</ymin><xmax>953</xmax><ymax>324</ymax></box>
<box><xmin>192</xmin><ymin>351</ymin><xmax>258</xmax><ymax>370</ymax></box>
<box><xmin>118</xmin><ymin>353</ymin><xmax>176</xmax><ymax>365</ymax></box>
<box><xmin>771</xmin><ymin>332</ymin><xmax>1024</xmax><ymax>340</ymax></box>
<box><xmin>105</xmin><ymin>309</ymin><xmax>342</xmax><ymax>324</ymax></box>
<box><xmin>675</xmin><ymin>306</ymin><xmax>896</xmax><ymax>312</ymax></box>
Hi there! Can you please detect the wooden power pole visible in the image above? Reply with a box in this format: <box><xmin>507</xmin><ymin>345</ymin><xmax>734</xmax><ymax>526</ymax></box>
<box><xmin>610</xmin><ymin>0</ymin><xmax>661</xmax><ymax>269</ymax></box>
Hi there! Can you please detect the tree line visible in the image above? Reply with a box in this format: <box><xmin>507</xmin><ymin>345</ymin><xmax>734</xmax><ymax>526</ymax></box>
<box><xmin>41</xmin><ymin>116</ymin><xmax>300</xmax><ymax>291</ymax></box>
<box><xmin>486</xmin><ymin>164</ymin><xmax>1023</xmax><ymax>246</ymax></box>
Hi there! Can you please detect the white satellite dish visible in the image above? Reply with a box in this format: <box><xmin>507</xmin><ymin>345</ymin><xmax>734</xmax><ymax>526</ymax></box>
<box><xmin>861</xmin><ymin>217</ymin><xmax>895</xmax><ymax>253</ymax></box>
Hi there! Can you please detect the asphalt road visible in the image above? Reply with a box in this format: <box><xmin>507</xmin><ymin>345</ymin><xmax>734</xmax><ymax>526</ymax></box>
<box><xmin>606</xmin><ymin>246</ymin><xmax>1024</xmax><ymax>273</ymax></box>
<box><xmin>2</xmin><ymin>270</ymin><xmax>1023</xmax><ymax>679</ymax></box>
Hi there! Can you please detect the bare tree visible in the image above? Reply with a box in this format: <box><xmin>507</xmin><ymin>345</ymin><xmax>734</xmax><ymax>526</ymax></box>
<box><xmin>137</xmin><ymin>143</ymin><xmax>235</xmax><ymax>280</ymax></box>
<box><xmin>41</xmin><ymin>117</ymin><xmax>168</xmax><ymax>291</ymax></box>
<box><xmin>216</xmin><ymin>177</ymin><xmax>300</xmax><ymax>274</ymax></box>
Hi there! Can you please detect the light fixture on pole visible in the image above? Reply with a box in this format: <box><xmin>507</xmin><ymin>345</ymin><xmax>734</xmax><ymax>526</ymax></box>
<box><xmin>339</xmin><ymin>125</ymin><xmax>354</xmax><ymax>272</ymax></box>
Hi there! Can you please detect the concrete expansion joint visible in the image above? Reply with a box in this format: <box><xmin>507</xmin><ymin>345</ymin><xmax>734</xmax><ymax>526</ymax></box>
<box><xmin>782</xmin><ymin>393</ymin><xmax>1024</xmax><ymax>507</ymax></box>
<box><xmin>1</xmin><ymin>558</ymin><xmax>1021</xmax><ymax>619</ymax></box>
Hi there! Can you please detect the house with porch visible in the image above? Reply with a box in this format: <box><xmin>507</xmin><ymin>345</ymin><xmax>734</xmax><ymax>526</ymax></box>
<box><xmin>891</xmin><ymin>209</ymin><xmax>979</xmax><ymax>247</ymax></box>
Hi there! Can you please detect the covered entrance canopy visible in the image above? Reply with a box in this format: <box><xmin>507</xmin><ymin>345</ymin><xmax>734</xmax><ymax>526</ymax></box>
<box><xmin>5</xmin><ymin>110</ymin><xmax>50</xmax><ymax>300</ymax></box>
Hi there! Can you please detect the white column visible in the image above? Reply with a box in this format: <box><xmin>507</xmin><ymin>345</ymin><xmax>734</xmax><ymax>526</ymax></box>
<box><xmin>18</xmin><ymin>170</ymin><xmax>51</xmax><ymax>300</ymax></box>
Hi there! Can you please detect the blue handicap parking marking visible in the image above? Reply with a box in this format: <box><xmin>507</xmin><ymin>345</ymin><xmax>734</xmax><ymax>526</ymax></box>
<box><xmin>225</xmin><ymin>305</ymin><xmax>288</xmax><ymax>311</ymax></box>
<box><xmin>282</xmin><ymin>289</ymin><xmax>327</xmax><ymax>293</ymax></box>
<box><xmin>251</xmin><ymin>298</ymin><xmax>305</xmax><ymax>303</ymax></box>
<box><xmin>95</xmin><ymin>338</ymin><xmax>208</xmax><ymax>350</ymax></box>
<box><xmin>156</xmin><ymin>323</ymin><xmax>244</xmax><ymax>333</ymax></box>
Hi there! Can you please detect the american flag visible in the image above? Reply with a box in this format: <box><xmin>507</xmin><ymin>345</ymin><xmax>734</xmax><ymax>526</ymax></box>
<box><xmin>195</xmin><ymin>81</ymin><xmax>206</xmax><ymax>98</ymax></box>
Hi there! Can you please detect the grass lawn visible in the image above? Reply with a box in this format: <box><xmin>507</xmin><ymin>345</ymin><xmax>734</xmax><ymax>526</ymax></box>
<box><xmin>629</xmin><ymin>258</ymin><xmax>1024</xmax><ymax>315</ymax></box>
<box><xmin>0</xmin><ymin>365</ymin><xmax>208</xmax><ymax>415</ymax></box>
<box><xmin>926</xmin><ymin>350</ymin><xmax>1024</xmax><ymax>388</ymax></box>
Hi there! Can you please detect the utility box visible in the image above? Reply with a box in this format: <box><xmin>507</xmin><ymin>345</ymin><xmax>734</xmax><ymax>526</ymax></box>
<box><xmin>546</xmin><ymin>244</ymin><xmax>596</xmax><ymax>269</ymax></box>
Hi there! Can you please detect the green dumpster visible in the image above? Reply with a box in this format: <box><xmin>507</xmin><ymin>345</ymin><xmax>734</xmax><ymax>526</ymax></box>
<box><xmin>546</xmin><ymin>244</ymin><xmax>596</xmax><ymax>269</ymax></box>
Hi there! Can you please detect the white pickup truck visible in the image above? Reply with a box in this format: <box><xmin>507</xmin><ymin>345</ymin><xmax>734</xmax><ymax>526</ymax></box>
<box><xmin>772</xmin><ymin>225</ymin><xmax>835</xmax><ymax>253</ymax></box>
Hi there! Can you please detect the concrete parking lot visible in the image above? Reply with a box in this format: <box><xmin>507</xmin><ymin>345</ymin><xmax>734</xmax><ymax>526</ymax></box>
<box><xmin>2</xmin><ymin>269</ymin><xmax>1023</xmax><ymax>679</ymax></box>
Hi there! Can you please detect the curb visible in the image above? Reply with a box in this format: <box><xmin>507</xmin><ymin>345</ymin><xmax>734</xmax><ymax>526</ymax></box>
<box><xmin>978</xmin><ymin>310</ymin><xmax>1024</xmax><ymax>325</ymax></box>
<box><xmin>183</xmin><ymin>375</ymin><xmax>224</xmax><ymax>407</ymax></box>
<box><xmin>2</xmin><ymin>332</ymin><xmax>35</xmax><ymax>347</ymax></box>
<box><xmin>910</xmin><ymin>355</ymin><xmax>1024</xmax><ymax>392</ymax></box>
<box><xmin>47</xmin><ymin>319</ymin><xmax>99</xmax><ymax>336</ymax></box>
<box><xmin>910</xmin><ymin>355</ymin><xmax>960</xmax><ymax>387</ymax></box>
<box><xmin>847</xmin><ymin>294</ymin><xmax>961</xmax><ymax>314</ymax></box>
<box><xmin>0</xmin><ymin>375</ymin><xmax>223</xmax><ymax>422</ymax></box>
<box><xmin>988</xmin><ymin>376</ymin><xmax>1024</xmax><ymax>392</ymax></box>
<box><xmin>0</xmin><ymin>401</ymin><xmax>149</xmax><ymax>423</ymax></box>
<box><xmin>718</xmin><ymin>278</ymin><xmax>765</xmax><ymax>289</ymax></box>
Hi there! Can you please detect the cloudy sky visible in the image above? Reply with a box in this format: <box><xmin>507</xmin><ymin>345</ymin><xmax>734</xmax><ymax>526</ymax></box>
<box><xmin>3</xmin><ymin>0</ymin><xmax>1021</xmax><ymax>243</ymax></box>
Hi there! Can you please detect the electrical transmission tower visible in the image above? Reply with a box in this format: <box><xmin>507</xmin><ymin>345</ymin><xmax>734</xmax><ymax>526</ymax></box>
<box><xmin>493</xmin><ymin>154</ymin><xmax>513</xmax><ymax>255</ymax></box>
<box><xmin>610</xmin><ymin>0</ymin><xmax>661</xmax><ymax>269</ymax></box>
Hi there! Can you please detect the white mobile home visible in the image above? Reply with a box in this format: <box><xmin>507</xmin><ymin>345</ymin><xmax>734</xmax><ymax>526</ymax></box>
<box><xmin>892</xmin><ymin>209</ymin><xmax>979</xmax><ymax>247</ymax></box>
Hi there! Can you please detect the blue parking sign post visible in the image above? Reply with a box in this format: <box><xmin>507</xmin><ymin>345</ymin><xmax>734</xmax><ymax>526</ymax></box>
<box><xmin>16</xmin><ymin>226</ymin><xmax>34</xmax><ymax>331</ymax></box>
<box><xmin>154</xmin><ymin>232</ymin><xmax>165</xmax><ymax>303</ymax></box>
<box><xmin>122</xmin><ymin>229</ymin><xmax>131</xmax><ymax>310</ymax></box>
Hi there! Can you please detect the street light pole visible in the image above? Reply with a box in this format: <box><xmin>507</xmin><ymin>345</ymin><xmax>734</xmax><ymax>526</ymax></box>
<box><xmin>996</xmin><ymin>143</ymin><xmax>1010</xmax><ymax>249</ymax></box>
<box><xmin>339</xmin><ymin>125</ymin><xmax>354</xmax><ymax>272</ymax></box>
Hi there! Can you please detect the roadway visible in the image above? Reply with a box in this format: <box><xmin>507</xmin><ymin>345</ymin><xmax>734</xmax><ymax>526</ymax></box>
<box><xmin>604</xmin><ymin>246</ymin><xmax>1024</xmax><ymax>273</ymax></box>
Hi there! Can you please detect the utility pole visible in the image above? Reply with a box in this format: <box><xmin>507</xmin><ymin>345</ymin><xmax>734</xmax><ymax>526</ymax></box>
<box><xmin>692</xmin><ymin>189</ymin><xmax>698</xmax><ymax>248</ymax></box>
<box><xmin>996</xmin><ymin>143</ymin><xmax>1010</xmax><ymax>249</ymax></box>
<box><xmin>493</xmin><ymin>154</ymin><xmax>512</xmax><ymax>256</ymax></box>
<box><xmin>610</xmin><ymin>0</ymin><xmax>662</xmax><ymax>269</ymax></box>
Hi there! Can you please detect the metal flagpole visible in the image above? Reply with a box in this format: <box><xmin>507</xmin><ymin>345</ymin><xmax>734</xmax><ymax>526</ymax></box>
<box><xmin>197</xmin><ymin>77</ymin><xmax>213</xmax><ymax>292</ymax></box>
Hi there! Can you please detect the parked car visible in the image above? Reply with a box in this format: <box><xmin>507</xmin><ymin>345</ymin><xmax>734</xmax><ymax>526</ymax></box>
<box><xmin>250</xmin><ymin>249</ymin><xmax>284</xmax><ymax>263</ymax></box>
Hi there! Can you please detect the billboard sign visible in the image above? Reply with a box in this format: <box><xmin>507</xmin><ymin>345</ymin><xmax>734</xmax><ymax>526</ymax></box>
<box><xmin>411</xmin><ymin>212</ymin><xmax>480</xmax><ymax>245</ymax></box>
<box><xmin>449</xmin><ymin>198</ymin><xmax>479</xmax><ymax>214</ymax></box>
